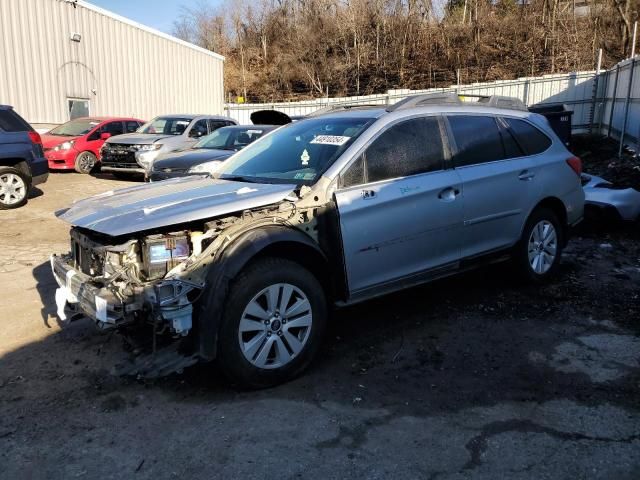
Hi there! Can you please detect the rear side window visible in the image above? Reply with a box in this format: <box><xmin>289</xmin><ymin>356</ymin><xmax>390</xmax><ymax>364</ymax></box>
<box><xmin>0</xmin><ymin>110</ymin><xmax>31</xmax><ymax>132</ymax></box>
<box><xmin>209</xmin><ymin>120</ymin><xmax>233</xmax><ymax>132</ymax></box>
<box><xmin>448</xmin><ymin>115</ymin><xmax>504</xmax><ymax>167</ymax></box>
<box><xmin>365</xmin><ymin>117</ymin><xmax>445</xmax><ymax>183</ymax></box>
<box><xmin>503</xmin><ymin>118</ymin><xmax>552</xmax><ymax>155</ymax></box>
<box><xmin>125</xmin><ymin>121</ymin><xmax>140</xmax><ymax>133</ymax></box>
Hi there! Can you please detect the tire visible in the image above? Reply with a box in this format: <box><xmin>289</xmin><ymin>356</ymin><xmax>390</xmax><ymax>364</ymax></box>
<box><xmin>215</xmin><ymin>257</ymin><xmax>327</xmax><ymax>389</ymax></box>
<box><xmin>0</xmin><ymin>167</ymin><xmax>30</xmax><ymax>210</ymax></box>
<box><xmin>74</xmin><ymin>151</ymin><xmax>97</xmax><ymax>174</ymax></box>
<box><xmin>514</xmin><ymin>207</ymin><xmax>563</xmax><ymax>283</ymax></box>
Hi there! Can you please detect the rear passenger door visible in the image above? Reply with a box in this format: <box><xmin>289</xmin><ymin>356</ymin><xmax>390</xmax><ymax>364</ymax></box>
<box><xmin>335</xmin><ymin>116</ymin><xmax>464</xmax><ymax>294</ymax></box>
<box><xmin>445</xmin><ymin>115</ymin><xmax>534</xmax><ymax>258</ymax></box>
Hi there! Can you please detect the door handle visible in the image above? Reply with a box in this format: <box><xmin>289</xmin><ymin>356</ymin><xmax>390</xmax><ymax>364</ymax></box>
<box><xmin>361</xmin><ymin>189</ymin><xmax>376</xmax><ymax>199</ymax></box>
<box><xmin>518</xmin><ymin>170</ymin><xmax>535</xmax><ymax>181</ymax></box>
<box><xmin>438</xmin><ymin>187</ymin><xmax>460</xmax><ymax>201</ymax></box>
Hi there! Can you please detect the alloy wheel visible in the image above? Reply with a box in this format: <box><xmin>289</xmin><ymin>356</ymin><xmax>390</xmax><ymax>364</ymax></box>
<box><xmin>78</xmin><ymin>153</ymin><xmax>95</xmax><ymax>173</ymax></box>
<box><xmin>528</xmin><ymin>220</ymin><xmax>558</xmax><ymax>275</ymax></box>
<box><xmin>238</xmin><ymin>283</ymin><xmax>313</xmax><ymax>369</ymax></box>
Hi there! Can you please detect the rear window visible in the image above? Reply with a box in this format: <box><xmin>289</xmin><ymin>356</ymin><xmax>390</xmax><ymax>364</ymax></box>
<box><xmin>0</xmin><ymin>109</ymin><xmax>32</xmax><ymax>132</ymax></box>
<box><xmin>503</xmin><ymin>118</ymin><xmax>552</xmax><ymax>155</ymax></box>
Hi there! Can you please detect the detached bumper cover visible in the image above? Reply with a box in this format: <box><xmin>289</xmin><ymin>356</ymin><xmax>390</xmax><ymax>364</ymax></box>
<box><xmin>582</xmin><ymin>174</ymin><xmax>640</xmax><ymax>221</ymax></box>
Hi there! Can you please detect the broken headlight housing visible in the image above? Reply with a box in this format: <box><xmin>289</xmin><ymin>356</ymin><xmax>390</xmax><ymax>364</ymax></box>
<box><xmin>142</xmin><ymin>232</ymin><xmax>191</xmax><ymax>280</ymax></box>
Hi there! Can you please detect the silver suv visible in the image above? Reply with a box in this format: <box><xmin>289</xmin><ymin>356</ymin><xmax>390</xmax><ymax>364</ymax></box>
<box><xmin>51</xmin><ymin>94</ymin><xmax>584</xmax><ymax>387</ymax></box>
<box><xmin>100</xmin><ymin>114</ymin><xmax>236</xmax><ymax>176</ymax></box>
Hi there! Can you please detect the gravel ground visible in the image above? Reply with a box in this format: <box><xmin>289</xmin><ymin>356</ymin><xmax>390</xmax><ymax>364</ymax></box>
<box><xmin>1</xmin><ymin>171</ymin><xmax>639</xmax><ymax>479</ymax></box>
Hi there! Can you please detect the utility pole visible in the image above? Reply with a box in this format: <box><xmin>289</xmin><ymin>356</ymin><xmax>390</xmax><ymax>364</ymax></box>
<box><xmin>631</xmin><ymin>21</ymin><xmax>638</xmax><ymax>59</ymax></box>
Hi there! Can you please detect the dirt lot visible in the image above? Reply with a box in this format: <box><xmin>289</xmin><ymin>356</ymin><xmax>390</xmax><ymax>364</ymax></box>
<box><xmin>1</xmin><ymin>169</ymin><xmax>639</xmax><ymax>479</ymax></box>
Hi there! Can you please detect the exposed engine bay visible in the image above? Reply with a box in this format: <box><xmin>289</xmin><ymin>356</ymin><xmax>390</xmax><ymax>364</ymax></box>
<box><xmin>50</xmin><ymin>177</ymin><xmax>331</xmax><ymax>376</ymax></box>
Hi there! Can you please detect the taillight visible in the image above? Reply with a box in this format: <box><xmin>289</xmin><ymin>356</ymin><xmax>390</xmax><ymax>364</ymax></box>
<box><xmin>28</xmin><ymin>131</ymin><xmax>42</xmax><ymax>145</ymax></box>
<box><xmin>566</xmin><ymin>156</ymin><xmax>582</xmax><ymax>177</ymax></box>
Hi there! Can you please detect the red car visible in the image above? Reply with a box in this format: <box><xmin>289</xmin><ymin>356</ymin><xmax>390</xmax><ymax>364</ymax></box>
<box><xmin>43</xmin><ymin>117</ymin><xmax>144</xmax><ymax>173</ymax></box>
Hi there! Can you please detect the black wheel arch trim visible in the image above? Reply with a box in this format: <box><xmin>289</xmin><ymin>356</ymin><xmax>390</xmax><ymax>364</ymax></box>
<box><xmin>195</xmin><ymin>225</ymin><xmax>333</xmax><ymax>360</ymax></box>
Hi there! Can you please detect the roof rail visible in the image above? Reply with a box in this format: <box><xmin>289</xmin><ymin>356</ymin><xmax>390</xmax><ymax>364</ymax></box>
<box><xmin>386</xmin><ymin>93</ymin><xmax>528</xmax><ymax>112</ymax></box>
<box><xmin>386</xmin><ymin>92</ymin><xmax>461</xmax><ymax>112</ymax></box>
<box><xmin>473</xmin><ymin>95</ymin><xmax>527</xmax><ymax>111</ymax></box>
<box><xmin>307</xmin><ymin>104</ymin><xmax>382</xmax><ymax>117</ymax></box>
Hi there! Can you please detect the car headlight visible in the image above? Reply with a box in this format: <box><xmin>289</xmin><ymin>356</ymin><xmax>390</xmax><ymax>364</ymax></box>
<box><xmin>137</xmin><ymin>144</ymin><xmax>162</xmax><ymax>151</ymax></box>
<box><xmin>142</xmin><ymin>233</ymin><xmax>191</xmax><ymax>279</ymax></box>
<box><xmin>54</xmin><ymin>140</ymin><xmax>75</xmax><ymax>151</ymax></box>
<box><xmin>188</xmin><ymin>160</ymin><xmax>223</xmax><ymax>174</ymax></box>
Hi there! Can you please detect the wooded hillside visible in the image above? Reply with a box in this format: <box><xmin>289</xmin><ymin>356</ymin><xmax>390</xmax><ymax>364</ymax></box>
<box><xmin>174</xmin><ymin>0</ymin><xmax>639</xmax><ymax>102</ymax></box>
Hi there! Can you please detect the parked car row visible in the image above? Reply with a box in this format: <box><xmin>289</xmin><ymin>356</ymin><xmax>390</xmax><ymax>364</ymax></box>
<box><xmin>0</xmin><ymin>105</ymin><xmax>293</xmax><ymax>208</ymax></box>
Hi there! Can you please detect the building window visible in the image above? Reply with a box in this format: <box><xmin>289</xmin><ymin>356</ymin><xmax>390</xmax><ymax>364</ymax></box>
<box><xmin>68</xmin><ymin>98</ymin><xmax>89</xmax><ymax>120</ymax></box>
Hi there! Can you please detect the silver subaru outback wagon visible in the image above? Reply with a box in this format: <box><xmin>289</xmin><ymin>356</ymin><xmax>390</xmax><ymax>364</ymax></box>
<box><xmin>51</xmin><ymin>94</ymin><xmax>584</xmax><ymax>387</ymax></box>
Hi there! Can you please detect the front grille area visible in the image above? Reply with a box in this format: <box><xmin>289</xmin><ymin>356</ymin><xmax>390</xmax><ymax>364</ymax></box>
<box><xmin>71</xmin><ymin>239</ymin><xmax>103</xmax><ymax>276</ymax></box>
<box><xmin>101</xmin><ymin>143</ymin><xmax>138</xmax><ymax>169</ymax></box>
<box><xmin>69</xmin><ymin>230</ymin><xmax>106</xmax><ymax>277</ymax></box>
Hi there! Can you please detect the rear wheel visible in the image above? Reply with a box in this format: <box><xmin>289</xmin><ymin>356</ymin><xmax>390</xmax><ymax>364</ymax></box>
<box><xmin>216</xmin><ymin>257</ymin><xmax>327</xmax><ymax>389</ymax></box>
<box><xmin>74</xmin><ymin>151</ymin><xmax>97</xmax><ymax>174</ymax></box>
<box><xmin>0</xmin><ymin>167</ymin><xmax>30</xmax><ymax>210</ymax></box>
<box><xmin>514</xmin><ymin>208</ymin><xmax>563</xmax><ymax>283</ymax></box>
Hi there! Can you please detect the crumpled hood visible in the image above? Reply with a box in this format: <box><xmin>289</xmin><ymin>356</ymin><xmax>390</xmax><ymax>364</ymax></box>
<box><xmin>105</xmin><ymin>133</ymin><xmax>171</xmax><ymax>145</ymax></box>
<box><xmin>153</xmin><ymin>149</ymin><xmax>233</xmax><ymax>170</ymax></box>
<box><xmin>56</xmin><ymin>176</ymin><xmax>296</xmax><ymax>236</ymax></box>
<box><xmin>41</xmin><ymin>134</ymin><xmax>80</xmax><ymax>149</ymax></box>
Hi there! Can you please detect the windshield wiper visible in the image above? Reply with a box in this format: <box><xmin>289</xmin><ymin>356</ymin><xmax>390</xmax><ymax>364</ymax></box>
<box><xmin>219</xmin><ymin>175</ymin><xmax>258</xmax><ymax>183</ymax></box>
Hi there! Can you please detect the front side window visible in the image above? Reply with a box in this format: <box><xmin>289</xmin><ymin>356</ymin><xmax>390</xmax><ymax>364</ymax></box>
<box><xmin>503</xmin><ymin>118</ymin><xmax>552</xmax><ymax>155</ymax></box>
<box><xmin>448</xmin><ymin>115</ymin><xmax>504</xmax><ymax>167</ymax></box>
<box><xmin>215</xmin><ymin>116</ymin><xmax>375</xmax><ymax>185</ymax></box>
<box><xmin>50</xmin><ymin>118</ymin><xmax>101</xmax><ymax>137</ymax></box>
<box><xmin>139</xmin><ymin>117</ymin><xmax>192</xmax><ymax>135</ymax></box>
<box><xmin>364</xmin><ymin>117</ymin><xmax>445</xmax><ymax>184</ymax></box>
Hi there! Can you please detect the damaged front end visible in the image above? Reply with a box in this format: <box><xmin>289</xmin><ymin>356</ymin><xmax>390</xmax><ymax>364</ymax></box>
<box><xmin>51</xmin><ymin>228</ymin><xmax>205</xmax><ymax>336</ymax></box>
<box><xmin>49</xmin><ymin>175</ymin><xmax>325</xmax><ymax>377</ymax></box>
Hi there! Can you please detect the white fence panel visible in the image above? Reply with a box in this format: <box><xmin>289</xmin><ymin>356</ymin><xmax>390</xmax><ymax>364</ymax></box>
<box><xmin>226</xmin><ymin>63</ymin><xmax>640</xmax><ymax>152</ymax></box>
<box><xmin>226</xmin><ymin>71</ymin><xmax>597</xmax><ymax>131</ymax></box>
<box><xmin>595</xmin><ymin>57</ymin><xmax>640</xmax><ymax>150</ymax></box>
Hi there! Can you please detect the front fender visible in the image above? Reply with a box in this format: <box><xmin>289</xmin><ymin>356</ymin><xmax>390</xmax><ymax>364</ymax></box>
<box><xmin>195</xmin><ymin>225</ymin><xmax>325</xmax><ymax>360</ymax></box>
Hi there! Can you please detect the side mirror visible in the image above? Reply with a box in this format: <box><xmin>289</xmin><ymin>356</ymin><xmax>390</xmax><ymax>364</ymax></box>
<box><xmin>100</xmin><ymin>132</ymin><xmax>112</xmax><ymax>140</ymax></box>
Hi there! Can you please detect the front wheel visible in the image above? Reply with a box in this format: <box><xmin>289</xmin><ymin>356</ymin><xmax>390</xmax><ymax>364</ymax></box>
<box><xmin>216</xmin><ymin>257</ymin><xmax>327</xmax><ymax>389</ymax></box>
<box><xmin>514</xmin><ymin>208</ymin><xmax>563</xmax><ymax>283</ymax></box>
<box><xmin>74</xmin><ymin>151</ymin><xmax>97</xmax><ymax>174</ymax></box>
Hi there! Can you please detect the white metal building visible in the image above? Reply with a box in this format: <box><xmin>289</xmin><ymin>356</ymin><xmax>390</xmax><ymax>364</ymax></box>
<box><xmin>0</xmin><ymin>0</ymin><xmax>225</xmax><ymax>129</ymax></box>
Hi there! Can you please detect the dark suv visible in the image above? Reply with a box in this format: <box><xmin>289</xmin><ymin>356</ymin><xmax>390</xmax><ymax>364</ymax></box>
<box><xmin>0</xmin><ymin>105</ymin><xmax>48</xmax><ymax>209</ymax></box>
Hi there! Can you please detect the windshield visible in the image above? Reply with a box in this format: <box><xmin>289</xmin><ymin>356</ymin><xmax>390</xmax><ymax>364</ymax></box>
<box><xmin>215</xmin><ymin>117</ymin><xmax>374</xmax><ymax>184</ymax></box>
<box><xmin>49</xmin><ymin>119</ymin><xmax>100</xmax><ymax>136</ymax></box>
<box><xmin>195</xmin><ymin>127</ymin><xmax>269</xmax><ymax>151</ymax></box>
<box><xmin>139</xmin><ymin>117</ymin><xmax>192</xmax><ymax>135</ymax></box>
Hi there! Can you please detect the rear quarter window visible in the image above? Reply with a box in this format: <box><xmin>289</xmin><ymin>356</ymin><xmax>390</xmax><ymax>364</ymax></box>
<box><xmin>0</xmin><ymin>110</ymin><xmax>31</xmax><ymax>132</ymax></box>
<box><xmin>503</xmin><ymin>118</ymin><xmax>552</xmax><ymax>155</ymax></box>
